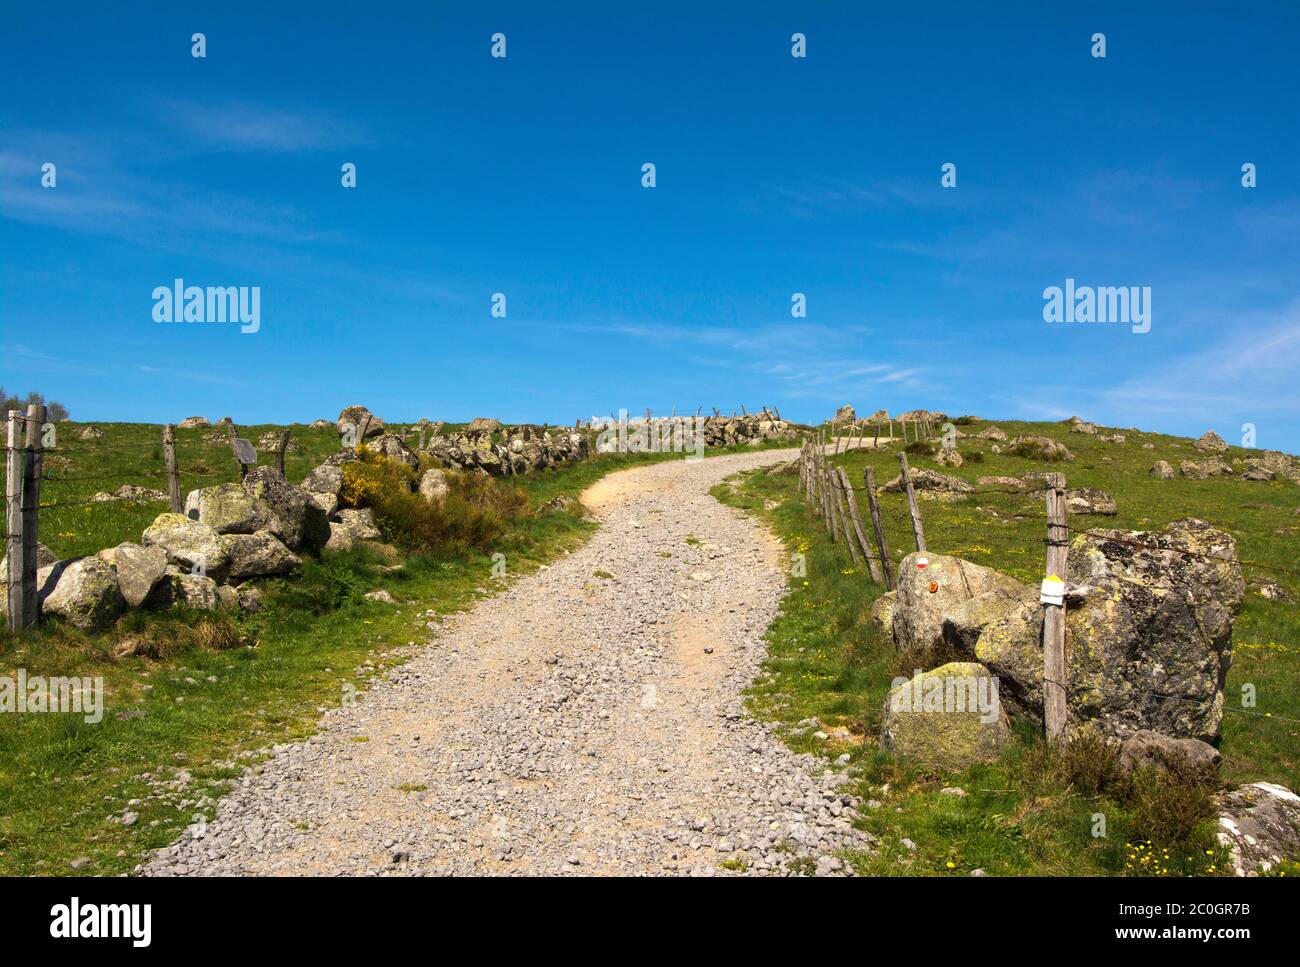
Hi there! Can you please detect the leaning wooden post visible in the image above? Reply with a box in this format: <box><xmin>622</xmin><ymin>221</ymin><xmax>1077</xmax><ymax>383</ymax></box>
<box><xmin>864</xmin><ymin>466</ymin><xmax>893</xmax><ymax>590</ymax></box>
<box><xmin>839</xmin><ymin>467</ymin><xmax>882</xmax><ymax>581</ymax></box>
<box><xmin>820</xmin><ymin>458</ymin><xmax>835</xmax><ymax>538</ymax></box>
<box><xmin>275</xmin><ymin>429</ymin><xmax>291</xmax><ymax>476</ymax></box>
<box><xmin>825</xmin><ymin>464</ymin><xmax>843</xmax><ymax>544</ymax></box>
<box><xmin>830</xmin><ymin>469</ymin><xmax>858</xmax><ymax>562</ymax></box>
<box><xmin>5</xmin><ymin>411</ymin><xmax>25</xmax><ymax>632</ymax></box>
<box><xmin>163</xmin><ymin>424</ymin><xmax>182</xmax><ymax>513</ymax></box>
<box><xmin>897</xmin><ymin>452</ymin><xmax>926</xmax><ymax>552</ymax></box>
<box><xmin>1042</xmin><ymin>472</ymin><xmax>1069</xmax><ymax>743</ymax></box>
<box><xmin>21</xmin><ymin>404</ymin><xmax>45</xmax><ymax>629</ymax></box>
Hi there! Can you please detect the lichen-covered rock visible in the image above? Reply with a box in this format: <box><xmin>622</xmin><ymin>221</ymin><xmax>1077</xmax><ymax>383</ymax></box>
<box><xmin>324</xmin><ymin>508</ymin><xmax>383</xmax><ymax>552</ymax></box>
<box><xmin>418</xmin><ymin>468</ymin><xmax>449</xmax><ymax>504</ymax></box>
<box><xmin>880</xmin><ymin>662</ymin><xmax>1009</xmax><ymax>770</ymax></box>
<box><xmin>241</xmin><ymin>466</ymin><xmax>329</xmax><ymax>554</ymax></box>
<box><xmin>39</xmin><ymin>557</ymin><xmax>125</xmax><ymax>631</ymax></box>
<box><xmin>975</xmin><ymin>475</ymin><xmax>1030</xmax><ymax>492</ymax></box>
<box><xmin>941</xmin><ymin>585</ymin><xmax>1036</xmax><ymax>656</ymax></box>
<box><xmin>167</xmin><ymin>573</ymin><xmax>221</xmax><ymax>610</ymax></box>
<box><xmin>219</xmin><ymin>531</ymin><xmax>301</xmax><ymax>580</ymax></box>
<box><xmin>1149</xmin><ymin>460</ymin><xmax>1175</xmax><ymax>480</ymax></box>
<box><xmin>1258</xmin><ymin>582</ymin><xmax>1294</xmax><ymax>603</ymax></box>
<box><xmin>466</xmin><ymin>417</ymin><xmax>502</xmax><ymax>433</ymax></box>
<box><xmin>1066</xmin><ymin>488</ymin><xmax>1117</xmax><ymax>516</ymax></box>
<box><xmin>177</xmin><ymin>416</ymin><xmax>209</xmax><ymax>429</ymax></box>
<box><xmin>307</xmin><ymin>491</ymin><xmax>339</xmax><ymax>518</ymax></box>
<box><xmin>1179</xmin><ymin>456</ymin><xmax>1232</xmax><ymax>480</ymax></box>
<box><xmin>337</xmin><ymin>405</ymin><xmax>383</xmax><ymax>438</ymax></box>
<box><xmin>184</xmin><ymin>483</ymin><xmax>273</xmax><ymax>535</ymax></box>
<box><xmin>935</xmin><ymin>447</ymin><xmax>963</xmax><ymax>468</ymax></box>
<box><xmin>1118</xmin><ymin>729</ymin><xmax>1222</xmax><ymax>780</ymax></box>
<box><xmin>879</xmin><ymin>468</ymin><xmax>973</xmax><ymax>495</ymax></box>
<box><xmin>78</xmin><ymin>426</ymin><xmax>105</xmax><ymax>441</ymax></box>
<box><xmin>1008</xmin><ymin>435</ymin><xmax>1074</xmax><ymax>462</ymax></box>
<box><xmin>142</xmin><ymin>513</ymin><xmax>231</xmax><ymax>583</ymax></box>
<box><xmin>237</xmin><ymin>585</ymin><xmax>264</xmax><ymax>612</ymax></box>
<box><xmin>891</xmin><ymin>552</ymin><xmax>1026</xmax><ymax>662</ymax></box>
<box><xmin>1195</xmin><ymin>430</ymin><xmax>1229</xmax><ymax>453</ymax></box>
<box><xmin>975</xmin><ymin>425</ymin><xmax>1008</xmax><ymax>442</ymax></box>
<box><xmin>871</xmin><ymin>591</ymin><xmax>897</xmax><ymax>637</ymax></box>
<box><xmin>834</xmin><ymin>404</ymin><xmax>856</xmax><ymax>423</ymax></box>
<box><xmin>1215</xmin><ymin>783</ymin><xmax>1300</xmax><ymax>876</ymax></box>
<box><xmin>97</xmin><ymin>543</ymin><xmax>168</xmax><ymax>607</ymax></box>
<box><xmin>977</xmin><ymin>518</ymin><xmax>1244</xmax><ymax>741</ymax></box>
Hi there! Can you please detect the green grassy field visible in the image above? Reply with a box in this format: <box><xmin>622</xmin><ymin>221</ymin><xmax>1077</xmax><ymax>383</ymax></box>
<box><xmin>0</xmin><ymin>422</ymin><xmax>792</xmax><ymax>876</ymax></box>
<box><xmin>713</xmin><ymin>417</ymin><xmax>1298</xmax><ymax>876</ymax></box>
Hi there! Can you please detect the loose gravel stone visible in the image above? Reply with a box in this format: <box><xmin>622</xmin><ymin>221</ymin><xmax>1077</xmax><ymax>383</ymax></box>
<box><xmin>138</xmin><ymin>448</ymin><xmax>872</xmax><ymax>877</ymax></box>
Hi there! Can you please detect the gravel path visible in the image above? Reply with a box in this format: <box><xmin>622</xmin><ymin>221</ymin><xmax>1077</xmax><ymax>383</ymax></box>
<box><xmin>139</xmin><ymin>448</ymin><xmax>872</xmax><ymax>877</ymax></box>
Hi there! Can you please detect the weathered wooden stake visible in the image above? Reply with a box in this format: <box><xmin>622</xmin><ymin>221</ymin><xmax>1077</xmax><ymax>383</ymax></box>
<box><xmin>21</xmin><ymin>404</ymin><xmax>45</xmax><ymax>628</ymax></box>
<box><xmin>830</xmin><ymin>469</ymin><xmax>858</xmax><ymax>562</ymax></box>
<box><xmin>1043</xmin><ymin>472</ymin><xmax>1069</xmax><ymax>743</ymax></box>
<box><xmin>839</xmin><ymin>466</ymin><xmax>881</xmax><ymax>579</ymax></box>
<box><xmin>897</xmin><ymin>452</ymin><xmax>926</xmax><ymax>552</ymax></box>
<box><xmin>163</xmin><ymin>424</ymin><xmax>181</xmax><ymax>513</ymax></box>
<box><xmin>5</xmin><ymin>411</ymin><xmax>25</xmax><ymax>632</ymax></box>
<box><xmin>275</xmin><ymin>429</ymin><xmax>291</xmax><ymax>475</ymax></box>
<box><xmin>864</xmin><ymin>466</ymin><xmax>893</xmax><ymax>590</ymax></box>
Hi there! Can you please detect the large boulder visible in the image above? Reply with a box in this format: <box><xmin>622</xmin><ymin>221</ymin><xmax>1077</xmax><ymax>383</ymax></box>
<box><xmin>96</xmin><ymin>543</ymin><xmax>168</xmax><ymax>607</ymax></box>
<box><xmin>40</xmin><ymin>557</ymin><xmax>125</xmax><ymax>631</ymax></box>
<box><xmin>142</xmin><ymin>513</ymin><xmax>231</xmax><ymax>583</ymax></box>
<box><xmin>184</xmin><ymin>483</ymin><xmax>273</xmax><ymax>535</ymax></box>
<box><xmin>240</xmin><ymin>466</ymin><xmax>329</xmax><ymax>553</ymax></box>
<box><xmin>324</xmin><ymin>508</ymin><xmax>383</xmax><ymax>552</ymax></box>
<box><xmin>1149</xmin><ymin>460</ymin><xmax>1175</xmax><ymax>480</ymax></box>
<box><xmin>891</xmin><ymin>552</ymin><xmax>1027</xmax><ymax>662</ymax></box>
<box><xmin>466</xmin><ymin>417</ymin><xmax>502</xmax><ymax>433</ymax></box>
<box><xmin>177</xmin><ymin>416</ymin><xmax>209</xmax><ymax>429</ymax></box>
<box><xmin>880</xmin><ymin>662</ymin><xmax>1010</xmax><ymax>770</ymax></box>
<box><xmin>1195</xmin><ymin>430</ymin><xmax>1229</xmax><ymax>453</ymax></box>
<box><xmin>941</xmin><ymin>585</ymin><xmax>1037</xmax><ymax>655</ymax></box>
<box><xmin>165</xmin><ymin>573</ymin><xmax>222</xmax><ymax>610</ymax></box>
<box><xmin>834</xmin><ymin>404</ymin><xmax>856</xmax><ymax>423</ymax></box>
<box><xmin>935</xmin><ymin>447</ymin><xmax>963</xmax><ymax>468</ymax></box>
<box><xmin>1215</xmin><ymin>783</ymin><xmax>1300</xmax><ymax>876</ymax></box>
<box><xmin>1065</xmin><ymin>488</ymin><xmax>1117</xmax><ymax>516</ymax></box>
<box><xmin>219</xmin><ymin>531</ymin><xmax>301</xmax><ymax>580</ymax></box>
<box><xmin>977</xmin><ymin>518</ymin><xmax>1244</xmax><ymax>741</ymax></box>
<box><xmin>879</xmin><ymin>468</ymin><xmax>973</xmax><ymax>495</ymax></box>
<box><xmin>337</xmin><ymin>405</ymin><xmax>383</xmax><ymax>439</ymax></box>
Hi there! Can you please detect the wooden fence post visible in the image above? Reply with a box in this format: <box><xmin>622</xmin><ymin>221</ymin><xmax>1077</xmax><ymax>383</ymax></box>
<box><xmin>839</xmin><ymin>466</ymin><xmax>882</xmax><ymax>581</ymax></box>
<box><xmin>5</xmin><ymin>411</ymin><xmax>25</xmax><ymax>632</ymax></box>
<box><xmin>275</xmin><ymin>429</ymin><xmax>291</xmax><ymax>476</ymax></box>
<box><xmin>897</xmin><ymin>452</ymin><xmax>926</xmax><ymax>552</ymax></box>
<box><xmin>21</xmin><ymin>404</ymin><xmax>45</xmax><ymax>628</ymax></box>
<box><xmin>830</xmin><ymin>468</ymin><xmax>858</xmax><ymax>562</ymax></box>
<box><xmin>163</xmin><ymin>424</ymin><xmax>182</xmax><ymax>513</ymax></box>
<box><xmin>1043</xmin><ymin>472</ymin><xmax>1069</xmax><ymax>742</ymax></box>
<box><xmin>825</xmin><ymin>464</ymin><xmax>844</xmax><ymax>543</ymax></box>
<box><xmin>864</xmin><ymin>466</ymin><xmax>893</xmax><ymax>590</ymax></box>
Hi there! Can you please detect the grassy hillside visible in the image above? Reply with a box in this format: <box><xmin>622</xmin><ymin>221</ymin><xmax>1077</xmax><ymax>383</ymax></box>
<box><xmin>714</xmin><ymin>417</ymin><xmax>1298</xmax><ymax>876</ymax></box>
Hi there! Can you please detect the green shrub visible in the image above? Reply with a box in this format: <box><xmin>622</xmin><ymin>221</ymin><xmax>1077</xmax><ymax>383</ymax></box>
<box><xmin>1125</xmin><ymin>763</ymin><xmax>1218</xmax><ymax>856</ymax></box>
<box><xmin>904</xmin><ymin>440</ymin><xmax>938</xmax><ymax>457</ymax></box>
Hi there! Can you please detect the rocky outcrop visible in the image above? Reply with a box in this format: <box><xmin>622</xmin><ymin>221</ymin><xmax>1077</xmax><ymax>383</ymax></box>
<box><xmin>78</xmin><ymin>426</ymin><xmax>105</xmax><ymax>441</ymax></box>
<box><xmin>418</xmin><ymin>468</ymin><xmax>449</xmax><ymax>504</ymax></box>
<box><xmin>96</xmin><ymin>543</ymin><xmax>168</xmax><ymax>607</ymax></box>
<box><xmin>467</xmin><ymin>417</ymin><xmax>502</xmax><ymax>433</ymax></box>
<box><xmin>1195</xmin><ymin>430</ymin><xmax>1229</xmax><ymax>453</ymax></box>
<box><xmin>977</xmin><ymin>518</ymin><xmax>1244</xmax><ymax>741</ymax></box>
<box><xmin>1215</xmin><ymin>782</ymin><xmax>1300</xmax><ymax>876</ymax></box>
<box><xmin>1179</xmin><ymin>456</ymin><xmax>1232</xmax><ymax>479</ymax></box>
<box><xmin>834</xmin><ymin>404</ymin><xmax>856</xmax><ymax>423</ymax></box>
<box><xmin>1149</xmin><ymin>460</ymin><xmax>1175</xmax><ymax>480</ymax></box>
<box><xmin>975</xmin><ymin>425</ymin><xmax>1007</xmax><ymax>442</ymax></box>
<box><xmin>879</xmin><ymin>468</ymin><xmax>973</xmax><ymax>495</ymax></box>
<box><xmin>880</xmin><ymin>662</ymin><xmax>1009</xmax><ymax>771</ymax></box>
<box><xmin>325</xmin><ymin>508</ymin><xmax>382</xmax><ymax>552</ymax></box>
<box><xmin>935</xmin><ymin>447</ymin><xmax>963</xmax><ymax>468</ymax></box>
<box><xmin>1008</xmin><ymin>435</ymin><xmax>1074</xmax><ymax>462</ymax></box>
<box><xmin>241</xmin><ymin>466</ymin><xmax>330</xmax><ymax>554</ymax></box>
<box><xmin>178</xmin><ymin>416</ymin><xmax>210</xmax><ymax>429</ymax></box>
<box><xmin>300</xmin><ymin>450</ymin><xmax>360</xmax><ymax>497</ymax></box>
<box><xmin>142</xmin><ymin>513</ymin><xmax>231</xmax><ymax>583</ymax></box>
<box><xmin>184</xmin><ymin>483</ymin><xmax>274</xmax><ymax>535</ymax></box>
<box><xmin>38</xmin><ymin>557</ymin><xmax>126</xmax><ymax>631</ymax></box>
<box><xmin>363</xmin><ymin>434</ymin><xmax>419</xmax><ymax>469</ymax></box>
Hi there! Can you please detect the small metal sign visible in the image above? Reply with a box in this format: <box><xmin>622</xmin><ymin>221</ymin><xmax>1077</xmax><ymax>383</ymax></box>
<box><xmin>232</xmin><ymin>438</ymin><xmax>257</xmax><ymax>465</ymax></box>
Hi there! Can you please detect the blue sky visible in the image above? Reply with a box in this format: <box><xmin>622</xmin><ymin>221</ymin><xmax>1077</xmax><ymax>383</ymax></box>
<box><xmin>2</xmin><ymin>1</ymin><xmax>1298</xmax><ymax>450</ymax></box>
